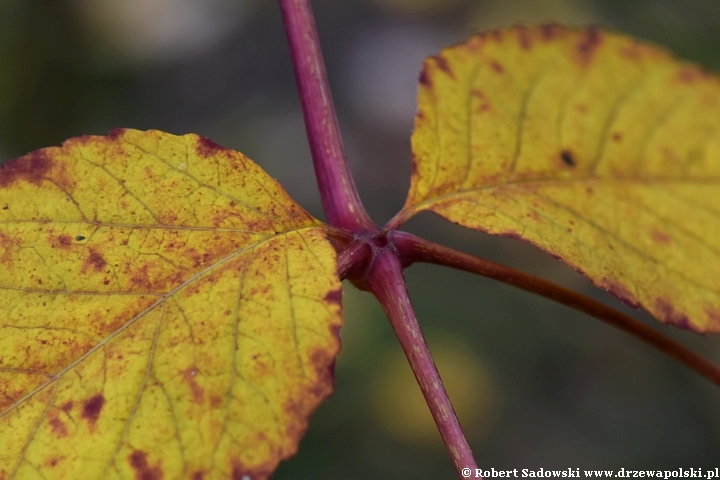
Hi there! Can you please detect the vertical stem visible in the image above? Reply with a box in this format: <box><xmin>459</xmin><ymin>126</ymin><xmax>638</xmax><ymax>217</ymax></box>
<box><xmin>365</xmin><ymin>249</ymin><xmax>479</xmax><ymax>479</ymax></box>
<box><xmin>279</xmin><ymin>0</ymin><xmax>375</xmax><ymax>231</ymax></box>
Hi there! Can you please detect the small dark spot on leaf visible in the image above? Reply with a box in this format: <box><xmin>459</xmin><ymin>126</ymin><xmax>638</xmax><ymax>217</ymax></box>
<box><xmin>560</xmin><ymin>150</ymin><xmax>576</xmax><ymax>167</ymax></box>
<box><xmin>82</xmin><ymin>394</ymin><xmax>105</xmax><ymax>424</ymax></box>
<box><xmin>612</xmin><ymin>132</ymin><xmax>622</xmax><ymax>142</ymax></box>
<box><xmin>192</xmin><ymin>472</ymin><xmax>205</xmax><ymax>480</ymax></box>
<box><xmin>490</xmin><ymin>60</ymin><xmax>504</xmax><ymax>73</ymax></box>
<box><xmin>2</xmin><ymin>205</ymin><xmax>7</xmax><ymax>210</ymax></box>
<box><xmin>650</xmin><ymin>229</ymin><xmax>671</xmax><ymax>244</ymax></box>
<box><xmin>76</xmin><ymin>235</ymin><xmax>86</xmax><ymax>242</ymax></box>
<box><xmin>108</xmin><ymin>128</ymin><xmax>126</xmax><ymax>140</ymax></box>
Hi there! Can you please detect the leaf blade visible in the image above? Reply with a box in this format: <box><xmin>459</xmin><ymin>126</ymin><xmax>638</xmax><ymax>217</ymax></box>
<box><xmin>0</xmin><ymin>129</ymin><xmax>342</xmax><ymax>479</ymax></box>
<box><xmin>398</xmin><ymin>25</ymin><xmax>720</xmax><ymax>333</ymax></box>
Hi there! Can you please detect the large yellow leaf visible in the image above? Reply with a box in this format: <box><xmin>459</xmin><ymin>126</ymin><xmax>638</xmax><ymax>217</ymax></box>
<box><xmin>0</xmin><ymin>129</ymin><xmax>342</xmax><ymax>479</ymax></box>
<box><xmin>396</xmin><ymin>25</ymin><xmax>720</xmax><ymax>333</ymax></box>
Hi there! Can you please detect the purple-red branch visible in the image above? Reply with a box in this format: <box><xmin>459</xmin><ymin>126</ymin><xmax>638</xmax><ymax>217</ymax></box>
<box><xmin>281</xmin><ymin>1</ymin><xmax>479</xmax><ymax>477</ymax></box>
<box><xmin>393</xmin><ymin>231</ymin><xmax>720</xmax><ymax>387</ymax></box>
<box><xmin>365</xmin><ymin>249</ymin><xmax>479</xmax><ymax>477</ymax></box>
<box><xmin>279</xmin><ymin>0</ymin><xmax>375</xmax><ymax>232</ymax></box>
<box><xmin>280</xmin><ymin>1</ymin><xmax>720</xmax><ymax>477</ymax></box>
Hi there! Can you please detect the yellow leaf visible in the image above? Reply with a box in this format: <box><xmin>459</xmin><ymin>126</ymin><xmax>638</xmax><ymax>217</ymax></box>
<box><xmin>0</xmin><ymin>129</ymin><xmax>342</xmax><ymax>479</ymax></box>
<box><xmin>395</xmin><ymin>25</ymin><xmax>720</xmax><ymax>333</ymax></box>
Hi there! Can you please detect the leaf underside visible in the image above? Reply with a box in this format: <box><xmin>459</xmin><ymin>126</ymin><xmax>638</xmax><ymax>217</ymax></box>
<box><xmin>400</xmin><ymin>25</ymin><xmax>720</xmax><ymax>333</ymax></box>
<box><xmin>0</xmin><ymin>129</ymin><xmax>342</xmax><ymax>480</ymax></box>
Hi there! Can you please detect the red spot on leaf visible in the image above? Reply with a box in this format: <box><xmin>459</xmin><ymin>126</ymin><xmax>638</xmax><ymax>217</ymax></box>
<box><xmin>61</xmin><ymin>400</ymin><xmax>73</xmax><ymax>413</ymax></box>
<box><xmin>435</xmin><ymin>55</ymin><xmax>455</xmax><ymax>79</ymax></box>
<box><xmin>129</xmin><ymin>450</ymin><xmax>163</xmax><ymax>480</ymax></box>
<box><xmin>540</xmin><ymin>23</ymin><xmax>563</xmax><ymax>40</ymax></box>
<box><xmin>0</xmin><ymin>150</ymin><xmax>52</xmax><ymax>188</ymax></box>
<box><xmin>51</xmin><ymin>234</ymin><xmax>73</xmax><ymax>250</ymax></box>
<box><xmin>192</xmin><ymin>471</ymin><xmax>205</xmax><ymax>480</ymax></box>
<box><xmin>678</xmin><ymin>67</ymin><xmax>710</xmax><ymax>83</ymax></box>
<box><xmin>560</xmin><ymin>150</ymin><xmax>576</xmax><ymax>167</ymax></box>
<box><xmin>655</xmin><ymin>297</ymin><xmax>692</xmax><ymax>330</ymax></box>
<box><xmin>195</xmin><ymin>137</ymin><xmax>227</xmax><ymax>157</ymax></box>
<box><xmin>182</xmin><ymin>366</ymin><xmax>204</xmax><ymax>404</ymax></box>
<box><xmin>82</xmin><ymin>393</ymin><xmax>105</xmax><ymax>424</ymax></box>
<box><xmin>576</xmin><ymin>27</ymin><xmax>602</xmax><ymax>65</ymax></box>
<box><xmin>650</xmin><ymin>229</ymin><xmax>671</xmax><ymax>244</ymax></box>
<box><xmin>48</xmin><ymin>415</ymin><xmax>68</xmax><ymax>437</ymax></box>
<box><xmin>108</xmin><ymin>128</ymin><xmax>126</xmax><ymax>140</ymax></box>
<box><xmin>612</xmin><ymin>132</ymin><xmax>622</xmax><ymax>142</ymax></box>
<box><xmin>323</xmin><ymin>289</ymin><xmax>342</xmax><ymax>307</ymax></box>
<box><xmin>419</xmin><ymin>69</ymin><xmax>432</xmax><ymax>88</ymax></box>
<box><xmin>83</xmin><ymin>248</ymin><xmax>107</xmax><ymax>273</ymax></box>
<box><xmin>516</xmin><ymin>27</ymin><xmax>532</xmax><ymax>49</ymax></box>
<box><xmin>490</xmin><ymin>60</ymin><xmax>504</xmax><ymax>74</ymax></box>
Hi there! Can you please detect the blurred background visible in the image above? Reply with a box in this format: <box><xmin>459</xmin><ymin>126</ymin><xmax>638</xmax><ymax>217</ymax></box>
<box><xmin>2</xmin><ymin>0</ymin><xmax>720</xmax><ymax>478</ymax></box>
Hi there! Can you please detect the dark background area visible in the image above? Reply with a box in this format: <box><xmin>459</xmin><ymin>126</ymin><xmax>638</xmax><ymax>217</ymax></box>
<box><xmin>1</xmin><ymin>0</ymin><xmax>720</xmax><ymax>478</ymax></box>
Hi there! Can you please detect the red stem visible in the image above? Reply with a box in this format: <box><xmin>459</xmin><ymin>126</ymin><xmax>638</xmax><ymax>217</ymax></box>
<box><xmin>393</xmin><ymin>231</ymin><xmax>720</xmax><ymax>387</ymax></box>
<box><xmin>365</xmin><ymin>249</ymin><xmax>478</xmax><ymax>478</ymax></box>
<box><xmin>279</xmin><ymin>0</ymin><xmax>375</xmax><ymax>232</ymax></box>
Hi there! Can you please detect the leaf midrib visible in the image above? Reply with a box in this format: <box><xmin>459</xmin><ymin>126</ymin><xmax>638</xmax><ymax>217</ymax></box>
<box><xmin>0</xmin><ymin>224</ymin><xmax>326</xmax><ymax>419</ymax></box>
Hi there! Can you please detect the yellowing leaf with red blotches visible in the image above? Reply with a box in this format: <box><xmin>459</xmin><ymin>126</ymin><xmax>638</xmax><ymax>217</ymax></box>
<box><xmin>393</xmin><ymin>25</ymin><xmax>720</xmax><ymax>333</ymax></box>
<box><xmin>0</xmin><ymin>129</ymin><xmax>342</xmax><ymax>480</ymax></box>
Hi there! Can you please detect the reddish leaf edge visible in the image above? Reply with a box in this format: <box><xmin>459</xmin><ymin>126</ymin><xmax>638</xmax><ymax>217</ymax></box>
<box><xmin>388</xmin><ymin>230</ymin><xmax>720</xmax><ymax>388</ymax></box>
